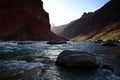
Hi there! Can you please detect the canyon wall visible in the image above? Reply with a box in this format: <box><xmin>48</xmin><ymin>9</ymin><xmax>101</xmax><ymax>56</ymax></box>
<box><xmin>0</xmin><ymin>0</ymin><xmax>61</xmax><ymax>40</ymax></box>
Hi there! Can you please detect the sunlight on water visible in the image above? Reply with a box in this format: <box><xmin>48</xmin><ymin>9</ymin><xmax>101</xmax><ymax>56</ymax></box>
<box><xmin>0</xmin><ymin>41</ymin><xmax>120</xmax><ymax>80</ymax></box>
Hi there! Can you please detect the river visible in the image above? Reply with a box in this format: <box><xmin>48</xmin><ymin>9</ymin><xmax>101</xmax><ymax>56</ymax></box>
<box><xmin>0</xmin><ymin>41</ymin><xmax>120</xmax><ymax>80</ymax></box>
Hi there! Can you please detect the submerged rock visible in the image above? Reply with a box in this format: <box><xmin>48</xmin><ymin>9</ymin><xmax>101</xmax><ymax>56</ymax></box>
<box><xmin>100</xmin><ymin>63</ymin><xmax>114</xmax><ymax>72</ymax></box>
<box><xmin>102</xmin><ymin>41</ymin><xmax>119</xmax><ymax>46</ymax></box>
<box><xmin>47</xmin><ymin>38</ymin><xmax>66</xmax><ymax>44</ymax></box>
<box><xmin>17</xmin><ymin>41</ymin><xmax>34</xmax><ymax>44</ymax></box>
<box><xmin>0</xmin><ymin>60</ymin><xmax>45</xmax><ymax>80</ymax></box>
<box><xmin>56</xmin><ymin>50</ymin><xmax>97</xmax><ymax>68</ymax></box>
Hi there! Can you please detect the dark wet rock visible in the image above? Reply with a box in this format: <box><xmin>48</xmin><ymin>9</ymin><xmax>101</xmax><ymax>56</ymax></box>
<box><xmin>100</xmin><ymin>63</ymin><xmax>114</xmax><ymax>72</ymax></box>
<box><xmin>56</xmin><ymin>50</ymin><xmax>98</xmax><ymax>68</ymax></box>
<box><xmin>94</xmin><ymin>40</ymin><xmax>103</xmax><ymax>43</ymax></box>
<box><xmin>17</xmin><ymin>41</ymin><xmax>34</xmax><ymax>44</ymax></box>
<box><xmin>0</xmin><ymin>60</ymin><xmax>45</xmax><ymax>80</ymax></box>
<box><xmin>47</xmin><ymin>39</ymin><xmax>66</xmax><ymax>44</ymax></box>
<box><xmin>102</xmin><ymin>41</ymin><xmax>119</xmax><ymax>46</ymax></box>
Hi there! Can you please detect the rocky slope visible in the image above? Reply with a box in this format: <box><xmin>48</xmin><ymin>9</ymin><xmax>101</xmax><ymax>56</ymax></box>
<box><xmin>52</xmin><ymin>0</ymin><xmax>120</xmax><ymax>41</ymax></box>
<box><xmin>51</xmin><ymin>24</ymin><xmax>68</xmax><ymax>36</ymax></box>
<box><xmin>0</xmin><ymin>0</ymin><xmax>61</xmax><ymax>41</ymax></box>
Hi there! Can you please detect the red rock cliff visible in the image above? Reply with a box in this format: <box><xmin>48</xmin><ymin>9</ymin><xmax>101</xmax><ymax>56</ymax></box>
<box><xmin>0</xmin><ymin>0</ymin><xmax>60</xmax><ymax>40</ymax></box>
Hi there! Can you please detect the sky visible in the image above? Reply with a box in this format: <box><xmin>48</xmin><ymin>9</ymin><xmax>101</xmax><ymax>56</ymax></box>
<box><xmin>42</xmin><ymin>0</ymin><xmax>110</xmax><ymax>26</ymax></box>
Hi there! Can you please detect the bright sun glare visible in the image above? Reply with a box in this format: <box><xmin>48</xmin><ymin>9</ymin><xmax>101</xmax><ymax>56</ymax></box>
<box><xmin>42</xmin><ymin>0</ymin><xmax>110</xmax><ymax>26</ymax></box>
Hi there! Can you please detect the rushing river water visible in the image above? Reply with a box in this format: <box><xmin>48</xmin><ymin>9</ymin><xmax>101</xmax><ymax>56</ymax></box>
<box><xmin>0</xmin><ymin>41</ymin><xmax>120</xmax><ymax>80</ymax></box>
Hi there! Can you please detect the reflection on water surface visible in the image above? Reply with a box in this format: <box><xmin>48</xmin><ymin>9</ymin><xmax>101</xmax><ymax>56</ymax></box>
<box><xmin>0</xmin><ymin>41</ymin><xmax>120</xmax><ymax>80</ymax></box>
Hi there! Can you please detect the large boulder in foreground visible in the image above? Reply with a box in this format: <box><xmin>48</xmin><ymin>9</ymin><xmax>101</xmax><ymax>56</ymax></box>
<box><xmin>56</xmin><ymin>50</ymin><xmax>97</xmax><ymax>68</ymax></box>
<box><xmin>0</xmin><ymin>0</ymin><xmax>61</xmax><ymax>40</ymax></box>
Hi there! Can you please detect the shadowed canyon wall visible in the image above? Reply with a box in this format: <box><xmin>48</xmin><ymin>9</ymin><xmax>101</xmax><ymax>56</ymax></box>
<box><xmin>0</xmin><ymin>0</ymin><xmax>61</xmax><ymax>41</ymax></box>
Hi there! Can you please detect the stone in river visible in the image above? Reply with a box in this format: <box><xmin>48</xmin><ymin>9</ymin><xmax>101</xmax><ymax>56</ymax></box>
<box><xmin>56</xmin><ymin>50</ymin><xmax>98</xmax><ymax>68</ymax></box>
<box><xmin>47</xmin><ymin>38</ymin><xmax>66</xmax><ymax>44</ymax></box>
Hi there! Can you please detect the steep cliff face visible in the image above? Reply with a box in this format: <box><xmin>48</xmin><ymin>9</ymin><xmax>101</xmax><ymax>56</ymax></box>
<box><xmin>0</xmin><ymin>0</ymin><xmax>60</xmax><ymax>40</ymax></box>
<box><xmin>53</xmin><ymin>0</ymin><xmax>120</xmax><ymax>41</ymax></box>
